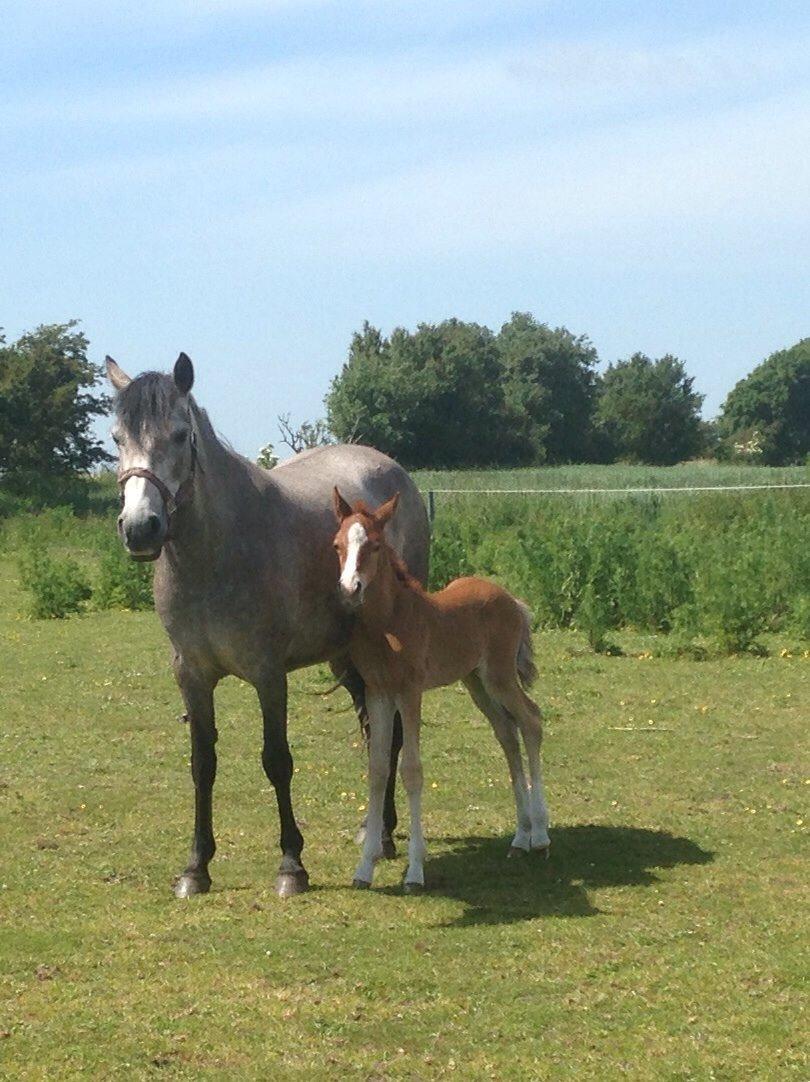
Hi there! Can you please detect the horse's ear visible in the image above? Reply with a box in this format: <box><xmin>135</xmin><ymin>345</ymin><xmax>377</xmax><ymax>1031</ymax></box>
<box><xmin>174</xmin><ymin>353</ymin><xmax>194</xmax><ymax>395</ymax></box>
<box><xmin>333</xmin><ymin>486</ymin><xmax>353</xmax><ymax>523</ymax></box>
<box><xmin>106</xmin><ymin>356</ymin><xmax>131</xmax><ymax>391</ymax></box>
<box><xmin>375</xmin><ymin>491</ymin><xmax>400</xmax><ymax>527</ymax></box>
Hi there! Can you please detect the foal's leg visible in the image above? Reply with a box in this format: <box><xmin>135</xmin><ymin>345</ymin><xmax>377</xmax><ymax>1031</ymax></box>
<box><xmin>256</xmin><ymin>669</ymin><xmax>309</xmax><ymax>898</ymax></box>
<box><xmin>396</xmin><ymin>689</ymin><xmax>427</xmax><ymax>891</ymax></box>
<box><xmin>353</xmin><ymin>693</ymin><xmax>395</xmax><ymax>888</ymax></box>
<box><xmin>173</xmin><ymin>663</ymin><xmax>218</xmax><ymax>898</ymax></box>
<box><xmin>331</xmin><ymin>660</ymin><xmax>400</xmax><ymax>858</ymax></box>
<box><xmin>463</xmin><ymin>672</ymin><xmax>532</xmax><ymax>854</ymax></box>
<box><xmin>485</xmin><ymin>677</ymin><xmax>550</xmax><ymax>854</ymax></box>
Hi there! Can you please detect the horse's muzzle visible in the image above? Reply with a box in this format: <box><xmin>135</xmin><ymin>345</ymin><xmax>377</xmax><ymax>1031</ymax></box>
<box><xmin>119</xmin><ymin>511</ymin><xmax>165</xmax><ymax>561</ymax></box>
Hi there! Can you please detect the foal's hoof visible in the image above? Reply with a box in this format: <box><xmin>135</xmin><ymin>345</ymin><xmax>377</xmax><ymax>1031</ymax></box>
<box><xmin>402</xmin><ymin>881</ymin><xmax>425</xmax><ymax>895</ymax></box>
<box><xmin>352</xmin><ymin>877</ymin><xmax>371</xmax><ymax>890</ymax></box>
<box><xmin>173</xmin><ymin>872</ymin><xmax>211</xmax><ymax>898</ymax></box>
<box><xmin>532</xmin><ymin>844</ymin><xmax>551</xmax><ymax>860</ymax></box>
<box><xmin>507</xmin><ymin>845</ymin><xmax>530</xmax><ymax>859</ymax></box>
<box><xmin>381</xmin><ymin>835</ymin><xmax>397</xmax><ymax>860</ymax></box>
<box><xmin>276</xmin><ymin>868</ymin><xmax>309</xmax><ymax>899</ymax></box>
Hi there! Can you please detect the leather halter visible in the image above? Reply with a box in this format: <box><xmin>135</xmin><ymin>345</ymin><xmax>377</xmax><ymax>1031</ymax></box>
<box><xmin>117</xmin><ymin>432</ymin><xmax>198</xmax><ymax>542</ymax></box>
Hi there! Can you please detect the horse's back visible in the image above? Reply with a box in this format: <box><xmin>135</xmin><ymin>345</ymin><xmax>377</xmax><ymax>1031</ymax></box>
<box><xmin>272</xmin><ymin>444</ymin><xmax>430</xmax><ymax>585</ymax></box>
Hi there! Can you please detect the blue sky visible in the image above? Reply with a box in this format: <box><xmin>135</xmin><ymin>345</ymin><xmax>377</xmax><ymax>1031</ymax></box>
<box><xmin>2</xmin><ymin>1</ymin><xmax>809</xmax><ymax>457</ymax></box>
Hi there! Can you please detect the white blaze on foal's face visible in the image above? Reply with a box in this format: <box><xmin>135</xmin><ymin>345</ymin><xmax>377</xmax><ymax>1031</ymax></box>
<box><xmin>336</xmin><ymin>519</ymin><xmax>381</xmax><ymax>606</ymax></box>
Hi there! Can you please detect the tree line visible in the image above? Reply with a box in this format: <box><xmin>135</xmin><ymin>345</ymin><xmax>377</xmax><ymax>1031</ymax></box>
<box><xmin>1</xmin><ymin>316</ymin><xmax>808</xmax><ymax>484</ymax></box>
<box><xmin>326</xmin><ymin>314</ymin><xmax>809</xmax><ymax>468</ymax></box>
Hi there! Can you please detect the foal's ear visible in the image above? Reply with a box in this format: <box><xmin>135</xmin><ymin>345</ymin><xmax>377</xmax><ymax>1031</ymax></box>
<box><xmin>174</xmin><ymin>353</ymin><xmax>195</xmax><ymax>395</ymax></box>
<box><xmin>105</xmin><ymin>356</ymin><xmax>132</xmax><ymax>391</ymax></box>
<box><xmin>375</xmin><ymin>491</ymin><xmax>400</xmax><ymax>527</ymax></box>
<box><xmin>333</xmin><ymin>486</ymin><xmax>353</xmax><ymax>523</ymax></box>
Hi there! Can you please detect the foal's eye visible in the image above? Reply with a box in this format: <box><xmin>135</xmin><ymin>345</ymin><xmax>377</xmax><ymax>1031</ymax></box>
<box><xmin>171</xmin><ymin>430</ymin><xmax>188</xmax><ymax>446</ymax></box>
<box><xmin>111</xmin><ymin>432</ymin><xmax>122</xmax><ymax>446</ymax></box>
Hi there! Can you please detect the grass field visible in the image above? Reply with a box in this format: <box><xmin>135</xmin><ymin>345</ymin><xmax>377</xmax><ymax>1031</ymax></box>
<box><xmin>1</xmin><ymin>534</ymin><xmax>807</xmax><ymax>1078</ymax></box>
<box><xmin>414</xmin><ymin>461</ymin><xmax>809</xmax><ymax>492</ymax></box>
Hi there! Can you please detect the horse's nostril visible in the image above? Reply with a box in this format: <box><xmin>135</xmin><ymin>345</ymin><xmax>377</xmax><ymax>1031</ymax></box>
<box><xmin>352</xmin><ymin>582</ymin><xmax>362</xmax><ymax>596</ymax></box>
<box><xmin>146</xmin><ymin>514</ymin><xmax>160</xmax><ymax>536</ymax></box>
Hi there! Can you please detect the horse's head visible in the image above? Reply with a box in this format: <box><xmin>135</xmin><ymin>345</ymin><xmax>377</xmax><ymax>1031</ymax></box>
<box><xmin>332</xmin><ymin>487</ymin><xmax>400</xmax><ymax>608</ymax></box>
<box><xmin>106</xmin><ymin>354</ymin><xmax>197</xmax><ymax>561</ymax></box>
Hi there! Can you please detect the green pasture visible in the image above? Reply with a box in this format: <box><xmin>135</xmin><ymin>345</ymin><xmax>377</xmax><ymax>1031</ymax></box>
<box><xmin>413</xmin><ymin>460</ymin><xmax>809</xmax><ymax>492</ymax></box>
<box><xmin>0</xmin><ymin>538</ymin><xmax>807</xmax><ymax>1078</ymax></box>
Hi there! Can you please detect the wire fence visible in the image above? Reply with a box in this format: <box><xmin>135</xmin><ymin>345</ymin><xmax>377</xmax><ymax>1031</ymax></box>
<box><xmin>423</xmin><ymin>482</ymin><xmax>810</xmax><ymax>521</ymax></box>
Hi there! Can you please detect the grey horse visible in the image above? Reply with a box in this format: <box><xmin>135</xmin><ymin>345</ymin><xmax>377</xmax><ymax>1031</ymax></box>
<box><xmin>107</xmin><ymin>353</ymin><xmax>430</xmax><ymax>898</ymax></box>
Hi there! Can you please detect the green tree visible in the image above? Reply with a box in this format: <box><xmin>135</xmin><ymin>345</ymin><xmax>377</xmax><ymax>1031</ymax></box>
<box><xmin>0</xmin><ymin>321</ymin><xmax>110</xmax><ymax>477</ymax></box>
<box><xmin>497</xmin><ymin>312</ymin><xmax>598</xmax><ymax>463</ymax></box>
<box><xmin>718</xmin><ymin>339</ymin><xmax>810</xmax><ymax>465</ymax></box>
<box><xmin>594</xmin><ymin>353</ymin><xmax>704</xmax><ymax>465</ymax></box>
<box><xmin>326</xmin><ymin>319</ymin><xmax>513</xmax><ymax>467</ymax></box>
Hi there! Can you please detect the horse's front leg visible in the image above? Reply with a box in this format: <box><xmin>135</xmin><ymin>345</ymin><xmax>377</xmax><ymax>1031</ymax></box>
<box><xmin>397</xmin><ymin>689</ymin><xmax>426</xmax><ymax>892</ymax></box>
<box><xmin>173</xmin><ymin>664</ymin><xmax>218</xmax><ymax>898</ymax></box>
<box><xmin>257</xmin><ymin>671</ymin><xmax>309</xmax><ymax>898</ymax></box>
<box><xmin>353</xmin><ymin>693</ymin><xmax>395</xmax><ymax>888</ymax></box>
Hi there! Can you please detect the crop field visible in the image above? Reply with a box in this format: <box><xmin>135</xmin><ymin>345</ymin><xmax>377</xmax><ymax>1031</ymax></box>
<box><xmin>0</xmin><ymin>465</ymin><xmax>808</xmax><ymax>1078</ymax></box>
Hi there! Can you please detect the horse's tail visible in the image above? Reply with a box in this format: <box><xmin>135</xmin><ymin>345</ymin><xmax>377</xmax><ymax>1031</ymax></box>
<box><xmin>515</xmin><ymin>599</ymin><xmax>538</xmax><ymax>689</ymax></box>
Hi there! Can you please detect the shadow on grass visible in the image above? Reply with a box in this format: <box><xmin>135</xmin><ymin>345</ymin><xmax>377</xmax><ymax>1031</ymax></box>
<box><xmin>397</xmin><ymin>824</ymin><xmax>714</xmax><ymax>927</ymax></box>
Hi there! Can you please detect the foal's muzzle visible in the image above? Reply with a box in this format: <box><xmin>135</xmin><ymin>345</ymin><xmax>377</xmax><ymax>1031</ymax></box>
<box><xmin>338</xmin><ymin>581</ymin><xmax>364</xmax><ymax>609</ymax></box>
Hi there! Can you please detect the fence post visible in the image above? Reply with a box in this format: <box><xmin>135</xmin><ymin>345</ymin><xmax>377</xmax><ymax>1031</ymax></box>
<box><xmin>428</xmin><ymin>490</ymin><xmax>435</xmax><ymax>523</ymax></box>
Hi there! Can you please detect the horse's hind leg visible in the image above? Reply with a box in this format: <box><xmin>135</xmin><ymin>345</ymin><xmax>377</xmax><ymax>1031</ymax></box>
<box><xmin>483</xmin><ymin>675</ymin><xmax>550</xmax><ymax>854</ymax></box>
<box><xmin>463</xmin><ymin>672</ymin><xmax>532</xmax><ymax>854</ymax></box>
<box><xmin>257</xmin><ymin>668</ymin><xmax>309</xmax><ymax>898</ymax></box>
<box><xmin>173</xmin><ymin>662</ymin><xmax>218</xmax><ymax>898</ymax></box>
<box><xmin>332</xmin><ymin>660</ymin><xmax>400</xmax><ymax>859</ymax></box>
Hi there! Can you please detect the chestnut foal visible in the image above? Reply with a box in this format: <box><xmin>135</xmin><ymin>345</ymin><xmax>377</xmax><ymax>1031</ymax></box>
<box><xmin>333</xmin><ymin>488</ymin><xmax>550</xmax><ymax>891</ymax></box>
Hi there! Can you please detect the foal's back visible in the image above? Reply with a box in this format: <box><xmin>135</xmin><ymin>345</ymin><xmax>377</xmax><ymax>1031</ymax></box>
<box><xmin>415</xmin><ymin>576</ymin><xmax>527</xmax><ymax>690</ymax></box>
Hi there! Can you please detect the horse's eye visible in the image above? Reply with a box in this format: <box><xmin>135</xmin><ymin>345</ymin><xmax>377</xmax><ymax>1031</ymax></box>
<box><xmin>111</xmin><ymin>432</ymin><xmax>122</xmax><ymax>446</ymax></box>
<box><xmin>172</xmin><ymin>430</ymin><xmax>188</xmax><ymax>446</ymax></box>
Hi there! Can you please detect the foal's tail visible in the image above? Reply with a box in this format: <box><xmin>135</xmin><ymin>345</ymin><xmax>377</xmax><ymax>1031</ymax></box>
<box><xmin>515</xmin><ymin>599</ymin><xmax>538</xmax><ymax>689</ymax></box>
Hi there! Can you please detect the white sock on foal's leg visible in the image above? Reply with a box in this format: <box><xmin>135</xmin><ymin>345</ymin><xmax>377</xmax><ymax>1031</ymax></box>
<box><xmin>353</xmin><ymin>698</ymin><xmax>394</xmax><ymax>887</ymax></box>
<box><xmin>511</xmin><ymin>775</ymin><xmax>533</xmax><ymax>851</ymax></box>
<box><xmin>523</xmin><ymin>725</ymin><xmax>550</xmax><ymax>852</ymax></box>
<box><xmin>404</xmin><ymin>786</ymin><xmax>426</xmax><ymax>888</ymax></box>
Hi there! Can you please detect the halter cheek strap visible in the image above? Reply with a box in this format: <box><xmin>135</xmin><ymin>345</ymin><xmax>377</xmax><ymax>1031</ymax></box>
<box><xmin>117</xmin><ymin>433</ymin><xmax>198</xmax><ymax>540</ymax></box>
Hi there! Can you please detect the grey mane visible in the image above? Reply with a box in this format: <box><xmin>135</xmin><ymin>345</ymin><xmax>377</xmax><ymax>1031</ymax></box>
<box><xmin>117</xmin><ymin>374</ymin><xmax>242</xmax><ymax>468</ymax></box>
<box><xmin>116</xmin><ymin>372</ymin><xmax>181</xmax><ymax>434</ymax></box>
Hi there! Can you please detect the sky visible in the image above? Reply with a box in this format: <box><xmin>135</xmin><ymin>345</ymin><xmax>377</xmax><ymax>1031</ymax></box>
<box><xmin>2</xmin><ymin>0</ymin><xmax>809</xmax><ymax>457</ymax></box>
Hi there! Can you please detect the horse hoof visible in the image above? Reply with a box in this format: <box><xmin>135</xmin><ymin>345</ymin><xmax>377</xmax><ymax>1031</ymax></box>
<box><xmin>352</xmin><ymin>877</ymin><xmax>371</xmax><ymax>890</ymax></box>
<box><xmin>381</xmin><ymin>836</ymin><xmax>397</xmax><ymax>860</ymax></box>
<box><xmin>276</xmin><ymin>869</ymin><xmax>309</xmax><ymax>899</ymax></box>
<box><xmin>403</xmin><ymin>881</ymin><xmax>425</xmax><ymax>895</ymax></box>
<box><xmin>173</xmin><ymin>872</ymin><xmax>211</xmax><ymax>898</ymax></box>
<box><xmin>507</xmin><ymin>846</ymin><xmax>529</xmax><ymax>859</ymax></box>
<box><xmin>532</xmin><ymin>845</ymin><xmax>551</xmax><ymax>860</ymax></box>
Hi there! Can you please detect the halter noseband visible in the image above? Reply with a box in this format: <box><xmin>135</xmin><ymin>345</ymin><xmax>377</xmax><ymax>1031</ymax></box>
<box><xmin>117</xmin><ymin>432</ymin><xmax>198</xmax><ymax>541</ymax></box>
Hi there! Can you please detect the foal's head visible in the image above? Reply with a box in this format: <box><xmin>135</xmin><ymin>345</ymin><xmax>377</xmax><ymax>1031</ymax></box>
<box><xmin>106</xmin><ymin>354</ymin><xmax>197</xmax><ymax>561</ymax></box>
<box><xmin>332</xmin><ymin>488</ymin><xmax>400</xmax><ymax>608</ymax></box>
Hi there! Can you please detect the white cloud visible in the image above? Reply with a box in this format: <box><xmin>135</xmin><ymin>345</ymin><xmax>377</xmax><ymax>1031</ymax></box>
<box><xmin>222</xmin><ymin>86</ymin><xmax>810</xmax><ymax>259</ymax></box>
<box><xmin>5</xmin><ymin>26</ymin><xmax>809</xmax><ymax>131</ymax></box>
